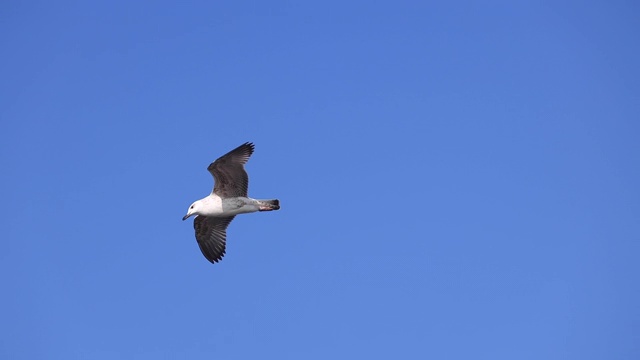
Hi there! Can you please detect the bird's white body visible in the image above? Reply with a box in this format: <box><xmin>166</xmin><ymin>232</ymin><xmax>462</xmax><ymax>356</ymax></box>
<box><xmin>192</xmin><ymin>194</ymin><xmax>261</xmax><ymax>217</ymax></box>
<box><xmin>197</xmin><ymin>194</ymin><xmax>223</xmax><ymax>215</ymax></box>
<box><xmin>186</xmin><ymin>194</ymin><xmax>279</xmax><ymax>219</ymax></box>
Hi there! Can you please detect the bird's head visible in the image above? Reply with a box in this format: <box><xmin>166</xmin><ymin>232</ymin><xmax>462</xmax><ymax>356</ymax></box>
<box><xmin>182</xmin><ymin>201</ymin><xmax>201</xmax><ymax>221</ymax></box>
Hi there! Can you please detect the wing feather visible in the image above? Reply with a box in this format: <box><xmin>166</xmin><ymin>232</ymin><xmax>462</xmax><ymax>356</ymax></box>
<box><xmin>207</xmin><ymin>142</ymin><xmax>254</xmax><ymax>198</ymax></box>
<box><xmin>193</xmin><ymin>216</ymin><xmax>236</xmax><ymax>263</ymax></box>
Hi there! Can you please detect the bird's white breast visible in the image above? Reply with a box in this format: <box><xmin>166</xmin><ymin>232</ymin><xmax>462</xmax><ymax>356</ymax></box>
<box><xmin>201</xmin><ymin>194</ymin><xmax>224</xmax><ymax>216</ymax></box>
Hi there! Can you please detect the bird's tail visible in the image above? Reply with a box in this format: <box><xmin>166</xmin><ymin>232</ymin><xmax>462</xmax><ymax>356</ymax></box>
<box><xmin>256</xmin><ymin>199</ymin><xmax>280</xmax><ymax>211</ymax></box>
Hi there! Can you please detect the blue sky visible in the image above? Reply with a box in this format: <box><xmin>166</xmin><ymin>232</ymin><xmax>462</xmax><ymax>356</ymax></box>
<box><xmin>1</xmin><ymin>1</ymin><xmax>639</xmax><ymax>359</ymax></box>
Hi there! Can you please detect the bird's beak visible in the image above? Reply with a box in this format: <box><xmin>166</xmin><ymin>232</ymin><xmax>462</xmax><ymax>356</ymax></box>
<box><xmin>182</xmin><ymin>214</ymin><xmax>191</xmax><ymax>221</ymax></box>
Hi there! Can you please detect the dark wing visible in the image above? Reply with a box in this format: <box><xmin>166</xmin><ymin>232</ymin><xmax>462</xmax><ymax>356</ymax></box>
<box><xmin>193</xmin><ymin>215</ymin><xmax>236</xmax><ymax>264</ymax></box>
<box><xmin>207</xmin><ymin>142</ymin><xmax>254</xmax><ymax>198</ymax></box>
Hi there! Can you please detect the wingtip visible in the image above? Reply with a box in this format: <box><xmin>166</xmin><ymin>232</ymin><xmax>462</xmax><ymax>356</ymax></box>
<box><xmin>201</xmin><ymin>247</ymin><xmax>225</xmax><ymax>264</ymax></box>
<box><xmin>206</xmin><ymin>254</ymin><xmax>224</xmax><ymax>264</ymax></box>
<box><xmin>243</xmin><ymin>142</ymin><xmax>255</xmax><ymax>153</ymax></box>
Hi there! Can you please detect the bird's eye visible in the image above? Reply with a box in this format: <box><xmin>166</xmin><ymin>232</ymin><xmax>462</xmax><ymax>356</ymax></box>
<box><xmin>190</xmin><ymin>205</ymin><xmax>194</xmax><ymax>209</ymax></box>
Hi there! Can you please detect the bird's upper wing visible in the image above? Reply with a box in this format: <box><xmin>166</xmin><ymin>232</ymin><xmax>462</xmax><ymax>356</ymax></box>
<box><xmin>207</xmin><ymin>142</ymin><xmax>254</xmax><ymax>198</ymax></box>
<box><xmin>193</xmin><ymin>215</ymin><xmax>236</xmax><ymax>264</ymax></box>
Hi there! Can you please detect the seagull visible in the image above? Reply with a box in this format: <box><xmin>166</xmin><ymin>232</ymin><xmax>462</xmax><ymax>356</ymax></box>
<box><xmin>182</xmin><ymin>142</ymin><xmax>280</xmax><ymax>264</ymax></box>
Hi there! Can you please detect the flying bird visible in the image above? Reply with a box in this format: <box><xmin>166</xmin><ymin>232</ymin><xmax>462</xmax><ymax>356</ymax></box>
<box><xmin>183</xmin><ymin>142</ymin><xmax>280</xmax><ymax>264</ymax></box>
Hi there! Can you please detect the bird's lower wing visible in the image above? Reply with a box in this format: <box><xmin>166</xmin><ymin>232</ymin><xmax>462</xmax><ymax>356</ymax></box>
<box><xmin>193</xmin><ymin>216</ymin><xmax>236</xmax><ymax>263</ymax></box>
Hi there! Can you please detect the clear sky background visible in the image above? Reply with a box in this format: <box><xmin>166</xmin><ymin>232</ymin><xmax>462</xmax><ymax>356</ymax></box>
<box><xmin>1</xmin><ymin>1</ymin><xmax>639</xmax><ymax>359</ymax></box>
